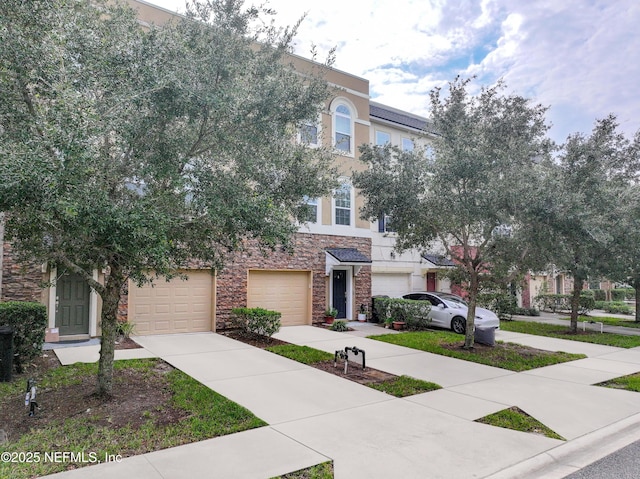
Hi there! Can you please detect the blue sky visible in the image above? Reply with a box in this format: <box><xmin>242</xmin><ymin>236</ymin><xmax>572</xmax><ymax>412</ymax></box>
<box><xmin>145</xmin><ymin>0</ymin><xmax>640</xmax><ymax>144</ymax></box>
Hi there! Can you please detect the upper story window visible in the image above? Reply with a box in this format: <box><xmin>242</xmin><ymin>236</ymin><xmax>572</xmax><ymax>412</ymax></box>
<box><xmin>331</xmin><ymin>100</ymin><xmax>355</xmax><ymax>155</ymax></box>
<box><xmin>378</xmin><ymin>213</ymin><xmax>395</xmax><ymax>233</ymax></box>
<box><xmin>298</xmin><ymin>118</ymin><xmax>320</xmax><ymax>146</ymax></box>
<box><xmin>402</xmin><ymin>138</ymin><xmax>414</xmax><ymax>151</ymax></box>
<box><xmin>334</xmin><ymin>183</ymin><xmax>352</xmax><ymax>226</ymax></box>
<box><xmin>376</xmin><ymin>131</ymin><xmax>391</xmax><ymax>146</ymax></box>
<box><xmin>302</xmin><ymin>196</ymin><xmax>318</xmax><ymax>223</ymax></box>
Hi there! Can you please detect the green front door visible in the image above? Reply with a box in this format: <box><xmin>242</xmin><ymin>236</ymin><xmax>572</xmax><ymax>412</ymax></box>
<box><xmin>56</xmin><ymin>273</ymin><xmax>90</xmax><ymax>335</ymax></box>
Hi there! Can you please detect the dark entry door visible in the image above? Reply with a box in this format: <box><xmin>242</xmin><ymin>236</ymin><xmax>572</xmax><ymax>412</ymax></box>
<box><xmin>56</xmin><ymin>273</ymin><xmax>90</xmax><ymax>335</ymax></box>
<box><xmin>332</xmin><ymin>270</ymin><xmax>347</xmax><ymax>319</ymax></box>
<box><xmin>426</xmin><ymin>272</ymin><xmax>437</xmax><ymax>292</ymax></box>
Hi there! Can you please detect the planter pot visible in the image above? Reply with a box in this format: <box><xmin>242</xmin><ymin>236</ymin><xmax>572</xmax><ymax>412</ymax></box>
<box><xmin>325</xmin><ymin>316</ymin><xmax>335</xmax><ymax>325</ymax></box>
<box><xmin>392</xmin><ymin>321</ymin><xmax>406</xmax><ymax>331</ymax></box>
<box><xmin>357</xmin><ymin>313</ymin><xmax>366</xmax><ymax>322</ymax></box>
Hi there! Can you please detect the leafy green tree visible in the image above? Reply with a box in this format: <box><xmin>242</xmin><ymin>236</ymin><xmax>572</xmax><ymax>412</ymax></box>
<box><xmin>0</xmin><ymin>0</ymin><xmax>335</xmax><ymax>394</ymax></box>
<box><xmin>354</xmin><ymin>77</ymin><xmax>550</xmax><ymax>348</ymax></box>
<box><xmin>594</xmin><ymin>132</ymin><xmax>640</xmax><ymax>321</ymax></box>
<box><xmin>530</xmin><ymin>116</ymin><xmax>636</xmax><ymax>332</ymax></box>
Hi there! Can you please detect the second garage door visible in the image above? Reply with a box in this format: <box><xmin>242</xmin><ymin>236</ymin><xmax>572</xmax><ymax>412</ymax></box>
<box><xmin>128</xmin><ymin>270</ymin><xmax>215</xmax><ymax>335</ymax></box>
<box><xmin>247</xmin><ymin>270</ymin><xmax>311</xmax><ymax>326</ymax></box>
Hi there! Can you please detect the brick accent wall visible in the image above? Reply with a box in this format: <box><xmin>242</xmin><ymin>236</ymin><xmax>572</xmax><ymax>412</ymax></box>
<box><xmin>1</xmin><ymin>241</ymin><xmax>44</xmax><ymax>303</ymax></box>
<box><xmin>215</xmin><ymin>232</ymin><xmax>371</xmax><ymax>329</ymax></box>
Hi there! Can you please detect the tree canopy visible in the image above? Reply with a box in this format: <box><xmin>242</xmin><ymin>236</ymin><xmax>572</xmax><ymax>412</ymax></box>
<box><xmin>354</xmin><ymin>77</ymin><xmax>551</xmax><ymax>347</ymax></box>
<box><xmin>0</xmin><ymin>0</ymin><xmax>336</xmax><ymax>393</ymax></box>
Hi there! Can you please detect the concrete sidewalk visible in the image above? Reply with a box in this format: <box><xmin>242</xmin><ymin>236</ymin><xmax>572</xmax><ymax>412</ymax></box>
<box><xmin>514</xmin><ymin>311</ymin><xmax>640</xmax><ymax>336</ymax></box>
<box><xmin>44</xmin><ymin>325</ymin><xmax>640</xmax><ymax>478</ymax></box>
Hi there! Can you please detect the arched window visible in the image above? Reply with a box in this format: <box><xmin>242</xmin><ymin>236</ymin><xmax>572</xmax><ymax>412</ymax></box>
<box><xmin>332</xmin><ymin>101</ymin><xmax>354</xmax><ymax>155</ymax></box>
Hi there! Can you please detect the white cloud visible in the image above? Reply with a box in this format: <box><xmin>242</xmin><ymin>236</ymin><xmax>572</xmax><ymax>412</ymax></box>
<box><xmin>144</xmin><ymin>0</ymin><xmax>640</xmax><ymax>142</ymax></box>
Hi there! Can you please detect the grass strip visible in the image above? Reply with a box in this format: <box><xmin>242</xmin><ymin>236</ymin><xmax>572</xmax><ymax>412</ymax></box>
<box><xmin>370</xmin><ymin>331</ymin><xmax>585</xmax><ymax>371</ymax></box>
<box><xmin>561</xmin><ymin>316</ymin><xmax>640</xmax><ymax>329</ymax></box>
<box><xmin>265</xmin><ymin>344</ymin><xmax>334</xmax><ymax>364</ymax></box>
<box><xmin>367</xmin><ymin>375</ymin><xmax>441</xmax><ymax>397</ymax></box>
<box><xmin>476</xmin><ymin>407</ymin><xmax>565</xmax><ymax>440</ymax></box>
<box><xmin>501</xmin><ymin>320</ymin><xmax>640</xmax><ymax>348</ymax></box>
<box><xmin>597</xmin><ymin>372</ymin><xmax>640</xmax><ymax>392</ymax></box>
<box><xmin>272</xmin><ymin>461</ymin><xmax>334</xmax><ymax>479</ymax></box>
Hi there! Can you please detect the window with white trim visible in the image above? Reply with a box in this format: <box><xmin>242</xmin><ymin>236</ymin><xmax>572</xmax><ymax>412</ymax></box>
<box><xmin>334</xmin><ymin>183</ymin><xmax>351</xmax><ymax>225</ymax></box>
<box><xmin>376</xmin><ymin>131</ymin><xmax>391</xmax><ymax>146</ymax></box>
<box><xmin>334</xmin><ymin>104</ymin><xmax>353</xmax><ymax>153</ymax></box>
<box><xmin>401</xmin><ymin>137</ymin><xmax>414</xmax><ymax>151</ymax></box>
<box><xmin>299</xmin><ymin>120</ymin><xmax>319</xmax><ymax>146</ymax></box>
<box><xmin>302</xmin><ymin>196</ymin><xmax>318</xmax><ymax>223</ymax></box>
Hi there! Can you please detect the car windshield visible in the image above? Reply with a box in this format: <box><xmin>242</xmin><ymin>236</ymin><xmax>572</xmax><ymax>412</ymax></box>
<box><xmin>437</xmin><ymin>293</ymin><xmax>468</xmax><ymax>308</ymax></box>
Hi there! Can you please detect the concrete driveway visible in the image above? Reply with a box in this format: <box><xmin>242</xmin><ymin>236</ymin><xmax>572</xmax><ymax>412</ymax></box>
<box><xmin>48</xmin><ymin>326</ymin><xmax>640</xmax><ymax>478</ymax></box>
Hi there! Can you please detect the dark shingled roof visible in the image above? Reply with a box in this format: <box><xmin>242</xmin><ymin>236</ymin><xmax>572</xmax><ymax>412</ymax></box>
<box><xmin>327</xmin><ymin>248</ymin><xmax>372</xmax><ymax>263</ymax></box>
<box><xmin>370</xmin><ymin>103</ymin><xmax>436</xmax><ymax>134</ymax></box>
<box><xmin>422</xmin><ymin>254</ymin><xmax>455</xmax><ymax>267</ymax></box>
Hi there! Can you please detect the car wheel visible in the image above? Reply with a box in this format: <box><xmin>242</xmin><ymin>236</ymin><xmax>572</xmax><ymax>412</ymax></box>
<box><xmin>451</xmin><ymin>317</ymin><xmax>466</xmax><ymax>334</ymax></box>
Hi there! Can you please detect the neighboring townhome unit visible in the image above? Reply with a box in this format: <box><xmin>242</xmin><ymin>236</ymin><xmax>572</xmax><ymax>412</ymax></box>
<box><xmin>368</xmin><ymin>102</ymin><xmax>453</xmax><ymax>298</ymax></box>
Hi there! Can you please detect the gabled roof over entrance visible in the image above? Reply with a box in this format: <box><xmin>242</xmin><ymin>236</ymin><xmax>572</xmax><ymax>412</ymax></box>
<box><xmin>422</xmin><ymin>254</ymin><xmax>455</xmax><ymax>268</ymax></box>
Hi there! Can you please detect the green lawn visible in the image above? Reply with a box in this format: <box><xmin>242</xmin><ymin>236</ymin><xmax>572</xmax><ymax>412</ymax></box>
<box><xmin>266</xmin><ymin>344</ymin><xmax>334</xmax><ymax>364</ymax></box>
<box><xmin>370</xmin><ymin>330</ymin><xmax>585</xmax><ymax>371</ymax></box>
<box><xmin>501</xmin><ymin>320</ymin><xmax>640</xmax><ymax>348</ymax></box>
<box><xmin>476</xmin><ymin>407</ymin><xmax>565</xmax><ymax>440</ymax></box>
<box><xmin>597</xmin><ymin>373</ymin><xmax>640</xmax><ymax>392</ymax></box>
<box><xmin>368</xmin><ymin>375</ymin><xmax>441</xmax><ymax>397</ymax></box>
<box><xmin>0</xmin><ymin>359</ymin><xmax>265</xmax><ymax>479</ymax></box>
<box><xmin>562</xmin><ymin>316</ymin><xmax>640</xmax><ymax>329</ymax></box>
<box><xmin>273</xmin><ymin>461</ymin><xmax>334</xmax><ymax>479</ymax></box>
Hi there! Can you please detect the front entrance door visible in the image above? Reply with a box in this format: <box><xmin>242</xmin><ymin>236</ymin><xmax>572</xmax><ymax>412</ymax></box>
<box><xmin>332</xmin><ymin>270</ymin><xmax>347</xmax><ymax>319</ymax></box>
<box><xmin>426</xmin><ymin>272</ymin><xmax>437</xmax><ymax>292</ymax></box>
<box><xmin>56</xmin><ymin>273</ymin><xmax>90</xmax><ymax>335</ymax></box>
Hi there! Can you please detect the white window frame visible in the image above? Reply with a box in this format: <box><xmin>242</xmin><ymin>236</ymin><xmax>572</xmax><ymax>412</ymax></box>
<box><xmin>333</xmin><ymin>181</ymin><xmax>353</xmax><ymax>226</ymax></box>
<box><xmin>297</xmin><ymin>115</ymin><xmax>322</xmax><ymax>147</ymax></box>
<box><xmin>401</xmin><ymin>137</ymin><xmax>414</xmax><ymax>151</ymax></box>
<box><xmin>376</xmin><ymin>130</ymin><xmax>391</xmax><ymax>146</ymax></box>
<box><xmin>331</xmin><ymin>98</ymin><xmax>356</xmax><ymax>157</ymax></box>
<box><xmin>302</xmin><ymin>196</ymin><xmax>319</xmax><ymax>224</ymax></box>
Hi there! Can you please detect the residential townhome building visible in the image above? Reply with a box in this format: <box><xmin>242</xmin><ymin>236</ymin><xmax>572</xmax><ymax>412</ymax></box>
<box><xmin>368</xmin><ymin>102</ymin><xmax>453</xmax><ymax>298</ymax></box>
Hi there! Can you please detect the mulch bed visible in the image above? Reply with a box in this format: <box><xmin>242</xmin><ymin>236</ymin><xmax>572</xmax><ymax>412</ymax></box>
<box><xmin>220</xmin><ymin>329</ymin><xmax>398</xmax><ymax>386</ymax></box>
<box><xmin>0</xmin><ymin>355</ymin><xmax>185</xmax><ymax>444</ymax></box>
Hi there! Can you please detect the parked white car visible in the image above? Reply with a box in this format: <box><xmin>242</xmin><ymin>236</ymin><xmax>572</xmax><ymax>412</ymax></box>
<box><xmin>402</xmin><ymin>292</ymin><xmax>500</xmax><ymax>334</ymax></box>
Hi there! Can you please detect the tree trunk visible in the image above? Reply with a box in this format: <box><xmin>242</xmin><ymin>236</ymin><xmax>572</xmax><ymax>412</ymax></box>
<box><xmin>97</xmin><ymin>264</ymin><xmax>125</xmax><ymax>396</ymax></box>
<box><xmin>569</xmin><ymin>280</ymin><xmax>581</xmax><ymax>334</ymax></box>
<box><xmin>464</xmin><ymin>273</ymin><xmax>479</xmax><ymax>349</ymax></box>
<box><xmin>635</xmin><ymin>282</ymin><xmax>640</xmax><ymax>323</ymax></box>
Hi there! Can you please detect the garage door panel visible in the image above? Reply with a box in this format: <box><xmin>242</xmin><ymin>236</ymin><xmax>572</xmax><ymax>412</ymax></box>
<box><xmin>372</xmin><ymin>273</ymin><xmax>411</xmax><ymax>298</ymax></box>
<box><xmin>247</xmin><ymin>271</ymin><xmax>311</xmax><ymax>326</ymax></box>
<box><xmin>129</xmin><ymin>271</ymin><xmax>214</xmax><ymax>335</ymax></box>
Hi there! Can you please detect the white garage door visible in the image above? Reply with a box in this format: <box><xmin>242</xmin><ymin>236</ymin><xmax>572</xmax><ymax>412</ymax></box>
<box><xmin>247</xmin><ymin>270</ymin><xmax>311</xmax><ymax>326</ymax></box>
<box><xmin>372</xmin><ymin>273</ymin><xmax>411</xmax><ymax>298</ymax></box>
<box><xmin>128</xmin><ymin>271</ymin><xmax>214</xmax><ymax>335</ymax></box>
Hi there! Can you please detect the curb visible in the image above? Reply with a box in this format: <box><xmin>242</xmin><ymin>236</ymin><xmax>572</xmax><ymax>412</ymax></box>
<box><xmin>485</xmin><ymin>412</ymin><xmax>640</xmax><ymax>478</ymax></box>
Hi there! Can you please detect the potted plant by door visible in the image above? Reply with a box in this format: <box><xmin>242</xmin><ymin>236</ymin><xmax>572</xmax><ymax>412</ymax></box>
<box><xmin>324</xmin><ymin>308</ymin><xmax>338</xmax><ymax>325</ymax></box>
<box><xmin>358</xmin><ymin>304</ymin><xmax>367</xmax><ymax>322</ymax></box>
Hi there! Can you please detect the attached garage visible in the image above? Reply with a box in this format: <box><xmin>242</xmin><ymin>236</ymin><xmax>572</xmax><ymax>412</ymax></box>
<box><xmin>371</xmin><ymin>272</ymin><xmax>411</xmax><ymax>298</ymax></box>
<box><xmin>128</xmin><ymin>270</ymin><xmax>215</xmax><ymax>335</ymax></box>
<box><xmin>247</xmin><ymin>270</ymin><xmax>312</xmax><ymax>326</ymax></box>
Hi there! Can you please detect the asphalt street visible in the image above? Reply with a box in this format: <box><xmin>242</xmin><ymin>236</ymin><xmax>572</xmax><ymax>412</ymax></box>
<box><xmin>564</xmin><ymin>438</ymin><xmax>640</xmax><ymax>479</ymax></box>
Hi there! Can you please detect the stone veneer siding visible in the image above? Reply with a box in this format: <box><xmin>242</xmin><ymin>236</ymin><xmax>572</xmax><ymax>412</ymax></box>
<box><xmin>1</xmin><ymin>241</ymin><xmax>44</xmax><ymax>303</ymax></box>
<box><xmin>215</xmin><ymin>232</ymin><xmax>371</xmax><ymax>329</ymax></box>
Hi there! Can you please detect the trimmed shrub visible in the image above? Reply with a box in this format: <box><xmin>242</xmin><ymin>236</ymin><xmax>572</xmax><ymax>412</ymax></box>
<box><xmin>330</xmin><ymin>320</ymin><xmax>349</xmax><ymax>332</ymax></box>
<box><xmin>594</xmin><ymin>300</ymin><xmax>607</xmax><ymax>310</ymax></box>
<box><xmin>611</xmin><ymin>289</ymin><xmax>628</xmax><ymax>302</ymax></box>
<box><xmin>0</xmin><ymin>301</ymin><xmax>47</xmax><ymax>373</ymax></box>
<box><xmin>514</xmin><ymin>307</ymin><xmax>540</xmax><ymax>316</ymax></box>
<box><xmin>603</xmin><ymin>301</ymin><xmax>633</xmax><ymax>315</ymax></box>
<box><xmin>230</xmin><ymin>307</ymin><xmax>281</xmax><ymax>337</ymax></box>
<box><xmin>477</xmin><ymin>292</ymin><xmax>517</xmax><ymax>320</ymax></box>
<box><xmin>592</xmin><ymin>289</ymin><xmax>606</xmax><ymax>301</ymax></box>
<box><xmin>534</xmin><ymin>292</ymin><xmax>595</xmax><ymax>314</ymax></box>
<box><xmin>373</xmin><ymin>298</ymin><xmax>431</xmax><ymax>331</ymax></box>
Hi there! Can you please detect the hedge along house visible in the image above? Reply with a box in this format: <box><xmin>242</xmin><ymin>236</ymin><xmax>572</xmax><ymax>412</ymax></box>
<box><xmin>0</xmin><ymin>0</ymin><xmax>374</xmax><ymax>339</ymax></box>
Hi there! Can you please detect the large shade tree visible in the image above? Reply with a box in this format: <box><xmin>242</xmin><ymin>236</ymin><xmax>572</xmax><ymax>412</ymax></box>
<box><xmin>0</xmin><ymin>0</ymin><xmax>336</xmax><ymax>394</ymax></box>
<box><xmin>354</xmin><ymin>77</ymin><xmax>551</xmax><ymax>348</ymax></box>
<box><xmin>535</xmin><ymin>119</ymin><xmax>640</xmax><ymax>329</ymax></box>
